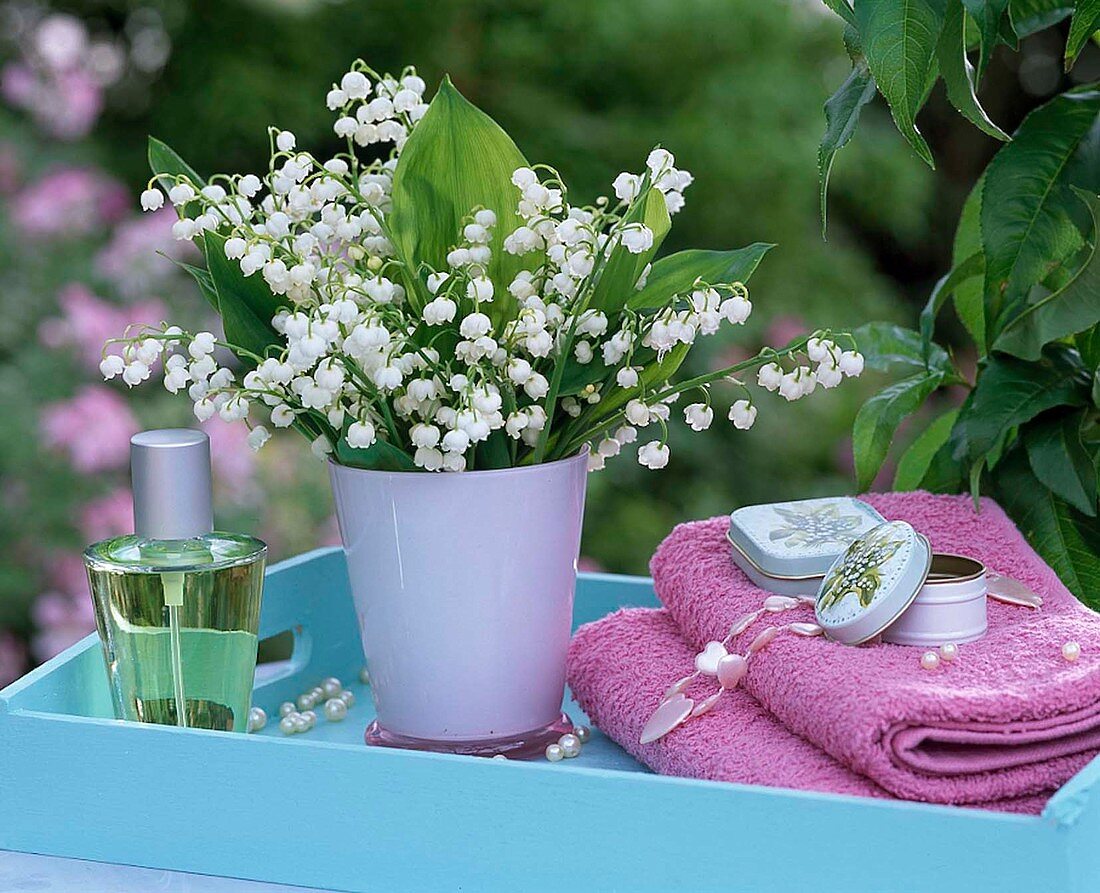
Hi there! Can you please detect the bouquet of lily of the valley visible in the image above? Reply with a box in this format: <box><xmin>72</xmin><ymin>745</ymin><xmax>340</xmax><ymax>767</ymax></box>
<box><xmin>103</xmin><ymin>60</ymin><xmax>864</xmax><ymax>473</ymax></box>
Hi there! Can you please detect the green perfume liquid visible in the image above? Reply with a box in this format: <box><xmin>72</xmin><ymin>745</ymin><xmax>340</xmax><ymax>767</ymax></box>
<box><xmin>84</xmin><ymin>534</ymin><xmax>266</xmax><ymax>732</ymax></box>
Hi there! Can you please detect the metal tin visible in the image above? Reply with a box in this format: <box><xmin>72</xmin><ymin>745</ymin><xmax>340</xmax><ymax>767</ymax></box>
<box><xmin>814</xmin><ymin>521</ymin><xmax>932</xmax><ymax>645</ymax></box>
<box><xmin>727</xmin><ymin>497</ymin><xmax>886</xmax><ymax>596</ymax></box>
<box><xmin>881</xmin><ymin>553</ymin><xmax>987</xmax><ymax>646</ymax></box>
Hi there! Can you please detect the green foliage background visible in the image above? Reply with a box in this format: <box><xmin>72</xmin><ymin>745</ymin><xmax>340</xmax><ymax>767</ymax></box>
<box><xmin>5</xmin><ymin>0</ymin><xmax>1094</xmax><ymax>650</ymax></box>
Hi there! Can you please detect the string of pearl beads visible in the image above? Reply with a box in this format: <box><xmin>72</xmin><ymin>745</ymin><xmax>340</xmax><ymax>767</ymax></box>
<box><xmin>246</xmin><ymin>668</ymin><xmax>368</xmax><ymax>735</ymax></box>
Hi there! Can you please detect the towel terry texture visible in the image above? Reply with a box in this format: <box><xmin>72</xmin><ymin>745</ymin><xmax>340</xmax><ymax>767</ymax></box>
<box><xmin>567</xmin><ymin>492</ymin><xmax>1100</xmax><ymax>812</ymax></box>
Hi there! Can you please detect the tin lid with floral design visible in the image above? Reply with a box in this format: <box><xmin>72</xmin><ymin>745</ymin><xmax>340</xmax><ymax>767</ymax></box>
<box><xmin>727</xmin><ymin>497</ymin><xmax>886</xmax><ymax>581</ymax></box>
<box><xmin>814</xmin><ymin>520</ymin><xmax>933</xmax><ymax>645</ymax></box>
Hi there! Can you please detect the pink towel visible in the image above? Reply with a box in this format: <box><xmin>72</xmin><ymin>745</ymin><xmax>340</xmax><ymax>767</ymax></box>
<box><xmin>567</xmin><ymin>606</ymin><xmax>1046</xmax><ymax>813</ymax></box>
<box><xmin>649</xmin><ymin>491</ymin><xmax>1100</xmax><ymax>805</ymax></box>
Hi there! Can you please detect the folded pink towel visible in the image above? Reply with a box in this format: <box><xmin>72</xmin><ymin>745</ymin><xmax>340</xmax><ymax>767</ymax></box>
<box><xmin>567</xmin><ymin>606</ymin><xmax>1046</xmax><ymax>813</ymax></box>
<box><xmin>649</xmin><ymin>491</ymin><xmax>1100</xmax><ymax>805</ymax></box>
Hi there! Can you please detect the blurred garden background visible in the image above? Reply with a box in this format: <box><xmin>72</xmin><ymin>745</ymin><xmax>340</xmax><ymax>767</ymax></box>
<box><xmin>0</xmin><ymin>0</ymin><xmax>1095</xmax><ymax>684</ymax></box>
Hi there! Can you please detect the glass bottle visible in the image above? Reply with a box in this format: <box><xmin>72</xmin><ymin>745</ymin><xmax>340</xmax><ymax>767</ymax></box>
<box><xmin>83</xmin><ymin>430</ymin><xmax>266</xmax><ymax>732</ymax></box>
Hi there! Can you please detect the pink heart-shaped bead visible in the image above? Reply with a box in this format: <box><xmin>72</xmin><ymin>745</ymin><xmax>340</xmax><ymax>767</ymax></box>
<box><xmin>717</xmin><ymin>653</ymin><xmax>748</xmax><ymax>689</ymax></box>
<box><xmin>639</xmin><ymin>694</ymin><xmax>694</xmax><ymax>744</ymax></box>
<box><xmin>694</xmin><ymin>641</ymin><xmax>728</xmax><ymax>676</ymax></box>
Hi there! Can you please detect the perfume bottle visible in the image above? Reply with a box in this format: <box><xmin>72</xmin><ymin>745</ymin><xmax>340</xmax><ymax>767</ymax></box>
<box><xmin>84</xmin><ymin>429</ymin><xmax>267</xmax><ymax>732</ymax></box>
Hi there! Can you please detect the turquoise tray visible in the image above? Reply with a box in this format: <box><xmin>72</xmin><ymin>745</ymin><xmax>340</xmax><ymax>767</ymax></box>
<box><xmin>3</xmin><ymin>547</ymin><xmax>1100</xmax><ymax>892</ymax></box>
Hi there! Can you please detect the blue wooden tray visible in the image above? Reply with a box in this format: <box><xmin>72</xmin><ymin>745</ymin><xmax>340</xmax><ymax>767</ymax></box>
<box><xmin>3</xmin><ymin>547</ymin><xmax>1100</xmax><ymax>892</ymax></box>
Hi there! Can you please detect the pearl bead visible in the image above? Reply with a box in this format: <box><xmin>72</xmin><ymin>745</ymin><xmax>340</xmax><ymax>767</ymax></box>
<box><xmin>296</xmin><ymin>693</ymin><xmax>316</xmax><ymax>711</ymax></box>
<box><xmin>558</xmin><ymin>733</ymin><xmax>581</xmax><ymax>758</ymax></box>
<box><xmin>321</xmin><ymin>677</ymin><xmax>343</xmax><ymax>698</ymax></box>
<box><xmin>279</xmin><ymin>715</ymin><xmax>297</xmax><ymax>735</ymax></box>
<box><xmin>574</xmin><ymin>725</ymin><xmax>591</xmax><ymax>743</ymax></box>
<box><xmin>1063</xmin><ymin>641</ymin><xmax>1081</xmax><ymax>662</ymax></box>
<box><xmin>545</xmin><ymin>743</ymin><xmax>565</xmax><ymax>762</ymax></box>
<box><xmin>492</xmin><ymin>754</ymin><xmax>508</xmax><ymax>761</ymax></box>
<box><xmin>920</xmin><ymin>651</ymin><xmax>940</xmax><ymax>671</ymax></box>
<box><xmin>300</xmin><ymin>710</ymin><xmax>317</xmax><ymax>729</ymax></box>
<box><xmin>247</xmin><ymin>707</ymin><xmax>267</xmax><ymax>732</ymax></box>
<box><xmin>939</xmin><ymin>643</ymin><xmax>958</xmax><ymax>662</ymax></box>
<box><xmin>324</xmin><ymin>698</ymin><xmax>348</xmax><ymax>721</ymax></box>
<box><xmin>309</xmin><ymin>686</ymin><xmax>324</xmax><ymax>703</ymax></box>
<box><xmin>339</xmin><ymin>689</ymin><xmax>355</xmax><ymax>708</ymax></box>
<box><xmin>359</xmin><ymin>666</ymin><xmax>371</xmax><ymax>685</ymax></box>
<box><xmin>292</xmin><ymin>714</ymin><xmax>311</xmax><ymax>733</ymax></box>
<box><xmin>279</xmin><ymin>701</ymin><xmax>296</xmax><ymax>718</ymax></box>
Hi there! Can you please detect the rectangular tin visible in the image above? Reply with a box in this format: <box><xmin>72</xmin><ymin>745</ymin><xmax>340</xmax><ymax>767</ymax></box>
<box><xmin>728</xmin><ymin>496</ymin><xmax>886</xmax><ymax>596</ymax></box>
<box><xmin>1</xmin><ymin>548</ymin><xmax>1098</xmax><ymax>893</ymax></box>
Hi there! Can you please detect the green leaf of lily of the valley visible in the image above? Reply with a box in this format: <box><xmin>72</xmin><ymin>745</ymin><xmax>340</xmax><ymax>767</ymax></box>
<box><xmin>994</xmin><ymin>189</ymin><xmax>1100</xmax><ymax>360</ymax></box>
<box><xmin>853</xmin><ymin>371</ymin><xmax>946</xmax><ymax>491</ymax></box>
<box><xmin>1066</xmin><ymin>0</ymin><xmax>1100</xmax><ymax>69</ymax></box>
<box><xmin>996</xmin><ymin>446</ymin><xmax>1100</xmax><ymax>605</ymax></box>
<box><xmin>1025</xmin><ymin>410</ymin><xmax>1098</xmax><ymax>515</ymax></box>
<box><xmin>855</xmin><ymin>0</ymin><xmax>948</xmax><ymax>167</ymax></box>
<box><xmin>980</xmin><ymin>89</ymin><xmax>1100</xmax><ymax>338</ymax></box>
<box><xmin>589</xmin><ymin>187</ymin><xmax>670</xmax><ymax>314</ymax></box>
<box><xmin>148</xmin><ymin>136</ymin><xmax>206</xmax><ymax>188</ymax></box>
<box><xmin>203</xmin><ymin>230</ymin><xmax>285</xmax><ymax>362</ymax></box>
<box><xmin>938</xmin><ymin>0</ymin><xmax>1010</xmax><ymax>139</ymax></box>
<box><xmin>627</xmin><ymin>244</ymin><xmax>774</xmax><ymax>313</ymax></box>
<box><xmin>955</xmin><ymin>352</ymin><xmax>1086</xmax><ymax>467</ymax></box>
<box><xmin>334</xmin><ymin>435</ymin><xmax>417</xmax><ymax>471</ymax></box>
<box><xmin>819</xmin><ymin>61</ymin><xmax>878</xmax><ymax>237</ymax></box>
<box><xmin>388</xmin><ymin>76</ymin><xmax>532</xmax><ymax>326</ymax></box>
<box><xmin>894</xmin><ymin>406</ymin><xmax>961</xmax><ymax>490</ymax></box>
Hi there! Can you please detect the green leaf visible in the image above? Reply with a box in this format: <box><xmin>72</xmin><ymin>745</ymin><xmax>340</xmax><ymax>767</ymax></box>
<box><xmin>1025</xmin><ymin>410</ymin><xmax>1098</xmax><ymax>514</ymax></box>
<box><xmin>855</xmin><ymin>0</ymin><xmax>948</xmax><ymax>167</ymax></box>
<box><xmin>894</xmin><ymin>407</ymin><xmax>961</xmax><ymax>489</ymax></box>
<box><xmin>921</xmin><ymin>251</ymin><xmax>985</xmax><ymax>360</ymax></box>
<box><xmin>960</xmin><ymin>0</ymin><xmax>1010</xmax><ymax>76</ymax></box>
<box><xmin>823</xmin><ymin>0</ymin><xmax>859</xmax><ymax>25</ymax></box>
<box><xmin>334</xmin><ymin>436</ymin><xmax>417</xmax><ymax>471</ymax></box>
<box><xmin>853</xmin><ymin>372</ymin><xmax>945</xmax><ymax>490</ymax></box>
<box><xmin>819</xmin><ymin>61</ymin><xmax>878</xmax><ymax>237</ymax></box>
<box><xmin>853</xmin><ymin>322</ymin><xmax>954</xmax><ymax>375</ymax></box>
<box><xmin>955</xmin><ymin>352</ymin><xmax>1086</xmax><ymax>467</ymax></box>
<box><xmin>952</xmin><ymin>175</ymin><xmax>988</xmax><ymax>348</ymax></box>
<box><xmin>939</xmin><ymin>0</ymin><xmax>1011</xmax><ymax>138</ymax></box>
<box><xmin>1066</xmin><ymin>0</ymin><xmax>1100</xmax><ymax>69</ymax></box>
<box><xmin>474</xmin><ymin>430</ymin><xmax>512</xmax><ymax>469</ymax></box>
<box><xmin>202</xmin><ymin>231</ymin><xmax>285</xmax><ymax>361</ymax></box>
<box><xmin>981</xmin><ymin>89</ymin><xmax>1100</xmax><ymax>338</ymax></box>
<box><xmin>589</xmin><ymin>187</ymin><xmax>670</xmax><ymax>314</ymax></box>
<box><xmin>389</xmin><ymin>77</ymin><xmax>531</xmax><ymax>326</ymax></box>
<box><xmin>996</xmin><ymin>447</ymin><xmax>1100</xmax><ymax>605</ymax></box>
<box><xmin>627</xmin><ymin>245</ymin><xmax>774</xmax><ymax>312</ymax></box>
<box><xmin>994</xmin><ymin>189</ymin><xmax>1100</xmax><ymax>360</ymax></box>
<box><xmin>1007</xmin><ymin>0</ymin><xmax>1075</xmax><ymax>37</ymax></box>
<box><xmin>148</xmin><ymin>136</ymin><xmax>206</xmax><ymax>188</ymax></box>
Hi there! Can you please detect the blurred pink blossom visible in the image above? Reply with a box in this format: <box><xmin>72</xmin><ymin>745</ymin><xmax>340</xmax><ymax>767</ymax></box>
<box><xmin>1</xmin><ymin>14</ymin><xmax>107</xmax><ymax>140</ymax></box>
<box><xmin>11</xmin><ymin>166</ymin><xmax>128</xmax><ymax>238</ymax></box>
<box><xmin>80</xmin><ymin>487</ymin><xmax>134</xmax><ymax>543</ymax></box>
<box><xmin>41</xmin><ymin>385</ymin><xmax>139</xmax><ymax>473</ymax></box>
<box><xmin>49</xmin><ymin>553</ymin><xmax>91</xmax><ymax>600</ymax></box>
<box><xmin>764</xmin><ymin>315</ymin><xmax>808</xmax><ymax>350</ymax></box>
<box><xmin>203</xmin><ymin>419</ymin><xmax>257</xmax><ymax>501</ymax></box>
<box><xmin>577</xmin><ymin>556</ymin><xmax>605</xmax><ymax>573</ymax></box>
<box><xmin>31</xmin><ymin>589</ymin><xmax>95</xmax><ymax>661</ymax></box>
<box><xmin>38</xmin><ymin>283</ymin><xmax>166</xmax><ymax>370</ymax></box>
<box><xmin>0</xmin><ymin>630</ymin><xmax>27</xmax><ymax>687</ymax></box>
<box><xmin>318</xmin><ymin>514</ymin><xmax>342</xmax><ymax>547</ymax></box>
<box><xmin>96</xmin><ymin>207</ymin><xmax>197</xmax><ymax>298</ymax></box>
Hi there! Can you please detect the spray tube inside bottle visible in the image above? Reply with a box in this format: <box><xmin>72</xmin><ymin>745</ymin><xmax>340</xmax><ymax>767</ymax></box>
<box><xmin>130</xmin><ymin>429</ymin><xmax>216</xmax><ymax>730</ymax></box>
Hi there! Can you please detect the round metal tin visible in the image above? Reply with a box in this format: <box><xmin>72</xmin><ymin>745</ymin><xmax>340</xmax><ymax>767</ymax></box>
<box><xmin>814</xmin><ymin>521</ymin><xmax>932</xmax><ymax>645</ymax></box>
<box><xmin>881</xmin><ymin>553</ymin><xmax>987</xmax><ymax>646</ymax></box>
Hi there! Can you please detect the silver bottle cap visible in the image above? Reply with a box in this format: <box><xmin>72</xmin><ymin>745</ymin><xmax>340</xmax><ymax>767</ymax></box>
<box><xmin>130</xmin><ymin>429</ymin><xmax>214</xmax><ymax>540</ymax></box>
